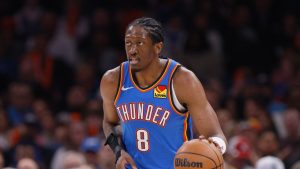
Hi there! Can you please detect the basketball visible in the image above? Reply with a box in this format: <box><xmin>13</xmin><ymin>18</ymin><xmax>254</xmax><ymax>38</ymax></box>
<box><xmin>174</xmin><ymin>139</ymin><xmax>224</xmax><ymax>169</ymax></box>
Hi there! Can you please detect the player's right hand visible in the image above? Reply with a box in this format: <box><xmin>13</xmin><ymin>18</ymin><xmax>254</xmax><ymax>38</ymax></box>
<box><xmin>116</xmin><ymin>150</ymin><xmax>137</xmax><ymax>169</ymax></box>
<box><xmin>199</xmin><ymin>135</ymin><xmax>223</xmax><ymax>154</ymax></box>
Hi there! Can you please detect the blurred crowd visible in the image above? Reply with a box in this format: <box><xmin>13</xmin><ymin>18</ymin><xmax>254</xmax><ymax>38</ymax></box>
<box><xmin>0</xmin><ymin>0</ymin><xmax>300</xmax><ymax>169</ymax></box>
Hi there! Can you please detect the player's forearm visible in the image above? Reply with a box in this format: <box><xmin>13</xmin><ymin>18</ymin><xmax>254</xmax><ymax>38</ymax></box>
<box><xmin>103</xmin><ymin>120</ymin><xmax>118</xmax><ymax>137</ymax></box>
<box><xmin>103</xmin><ymin>120</ymin><xmax>123</xmax><ymax>163</ymax></box>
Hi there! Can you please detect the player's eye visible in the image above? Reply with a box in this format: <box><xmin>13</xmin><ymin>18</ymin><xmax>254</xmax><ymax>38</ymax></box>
<box><xmin>125</xmin><ymin>41</ymin><xmax>131</xmax><ymax>46</ymax></box>
<box><xmin>137</xmin><ymin>41</ymin><xmax>144</xmax><ymax>46</ymax></box>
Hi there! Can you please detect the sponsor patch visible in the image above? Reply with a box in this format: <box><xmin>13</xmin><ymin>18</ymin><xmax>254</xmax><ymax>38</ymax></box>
<box><xmin>154</xmin><ymin>85</ymin><xmax>167</xmax><ymax>98</ymax></box>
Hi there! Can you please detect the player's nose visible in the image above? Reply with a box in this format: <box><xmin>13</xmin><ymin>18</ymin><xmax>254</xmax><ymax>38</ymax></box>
<box><xmin>128</xmin><ymin>45</ymin><xmax>137</xmax><ymax>56</ymax></box>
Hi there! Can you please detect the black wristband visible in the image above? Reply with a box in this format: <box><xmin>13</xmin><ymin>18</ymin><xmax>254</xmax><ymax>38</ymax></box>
<box><xmin>115</xmin><ymin>147</ymin><xmax>122</xmax><ymax>163</ymax></box>
<box><xmin>104</xmin><ymin>133</ymin><xmax>122</xmax><ymax>162</ymax></box>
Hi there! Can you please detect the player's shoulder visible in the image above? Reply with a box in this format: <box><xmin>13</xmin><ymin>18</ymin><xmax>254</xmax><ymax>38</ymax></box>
<box><xmin>172</xmin><ymin>65</ymin><xmax>205</xmax><ymax>102</ymax></box>
<box><xmin>100</xmin><ymin>66</ymin><xmax>121</xmax><ymax>98</ymax></box>
<box><xmin>102</xmin><ymin>66</ymin><xmax>120</xmax><ymax>79</ymax></box>
<box><xmin>173</xmin><ymin>66</ymin><xmax>199</xmax><ymax>84</ymax></box>
<box><xmin>101</xmin><ymin>66</ymin><xmax>121</xmax><ymax>86</ymax></box>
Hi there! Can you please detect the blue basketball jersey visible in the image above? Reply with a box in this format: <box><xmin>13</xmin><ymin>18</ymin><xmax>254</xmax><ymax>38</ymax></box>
<box><xmin>114</xmin><ymin>59</ymin><xmax>193</xmax><ymax>169</ymax></box>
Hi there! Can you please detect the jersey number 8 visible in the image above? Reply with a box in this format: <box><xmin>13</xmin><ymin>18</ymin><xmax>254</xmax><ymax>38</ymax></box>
<box><xmin>136</xmin><ymin>129</ymin><xmax>149</xmax><ymax>151</ymax></box>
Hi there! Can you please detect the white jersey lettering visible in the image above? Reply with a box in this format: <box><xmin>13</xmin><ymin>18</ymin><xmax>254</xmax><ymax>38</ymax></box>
<box><xmin>116</xmin><ymin>103</ymin><xmax>171</xmax><ymax>127</ymax></box>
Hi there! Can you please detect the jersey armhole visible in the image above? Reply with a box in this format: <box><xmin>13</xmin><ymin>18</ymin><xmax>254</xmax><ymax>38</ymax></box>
<box><xmin>169</xmin><ymin>65</ymin><xmax>188</xmax><ymax>114</ymax></box>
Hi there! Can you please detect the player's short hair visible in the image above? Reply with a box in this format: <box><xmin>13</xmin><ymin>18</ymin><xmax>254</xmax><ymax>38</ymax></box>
<box><xmin>127</xmin><ymin>17</ymin><xmax>164</xmax><ymax>44</ymax></box>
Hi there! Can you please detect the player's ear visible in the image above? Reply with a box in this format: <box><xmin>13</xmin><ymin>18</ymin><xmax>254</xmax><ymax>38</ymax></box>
<box><xmin>154</xmin><ymin>42</ymin><xmax>163</xmax><ymax>55</ymax></box>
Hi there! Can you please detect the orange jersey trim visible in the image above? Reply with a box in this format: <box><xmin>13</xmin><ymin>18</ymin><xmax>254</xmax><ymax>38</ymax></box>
<box><xmin>183</xmin><ymin>114</ymin><xmax>189</xmax><ymax>141</ymax></box>
<box><xmin>167</xmin><ymin>64</ymin><xmax>187</xmax><ymax>116</ymax></box>
<box><xmin>166</xmin><ymin>64</ymin><xmax>190</xmax><ymax>141</ymax></box>
<box><xmin>129</xmin><ymin>59</ymin><xmax>171</xmax><ymax>93</ymax></box>
<box><xmin>114</xmin><ymin>63</ymin><xmax>124</xmax><ymax>105</ymax></box>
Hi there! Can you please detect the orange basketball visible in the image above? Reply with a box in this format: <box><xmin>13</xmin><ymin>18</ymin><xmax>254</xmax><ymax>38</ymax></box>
<box><xmin>174</xmin><ymin>139</ymin><xmax>224</xmax><ymax>169</ymax></box>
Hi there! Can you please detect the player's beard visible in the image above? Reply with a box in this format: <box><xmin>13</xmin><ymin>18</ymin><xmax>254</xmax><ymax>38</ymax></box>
<box><xmin>130</xmin><ymin>66</ymin><xmax>142</xmax><ymax>72</ymax></box>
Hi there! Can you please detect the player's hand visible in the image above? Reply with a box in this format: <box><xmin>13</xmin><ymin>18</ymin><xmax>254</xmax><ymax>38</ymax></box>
<box><xmin>198</xmin><ymin>135</ymin><xmax>207</xmax><ymax>141</ymax></box>
<box><xmin>116</xmin><ymin>150</ymin><xmax>137</xmax><ymax>169</ymax></box>
<box><xmin>198</xmin><ymin>135</ymin><xmax>222</xmax><ymax>153</ymax></box>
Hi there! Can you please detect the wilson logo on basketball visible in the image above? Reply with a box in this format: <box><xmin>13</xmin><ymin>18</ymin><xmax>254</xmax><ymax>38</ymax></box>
<box><xmin>174</xmin><ymin>158</ymin><xmax>203</xmax><ymax>168</ymax></box>
<box><xmin>154</xmin><ymin>85</ymin><xmax>167</xmax><ymax>98</ymax></box>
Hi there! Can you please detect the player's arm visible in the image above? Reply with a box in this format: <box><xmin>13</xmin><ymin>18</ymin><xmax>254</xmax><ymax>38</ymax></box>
<box><xmin>100</xmin><ymin>67</ymin><xmax>137</xmax><ymax>169</ymax></box>
<box><xmin>173</xmin><ymin>67</ymin><xmax>228</xmax><ymax>154</ymax></box>
<box><xmin>100</xmin><ymin>67</ymin><xmax>121</xmax><ymax>138</ymax></box>
<box><xmin>100</xmin><ymin>67</ymin><xmax>124</xmax><ymax>162</ymax></box>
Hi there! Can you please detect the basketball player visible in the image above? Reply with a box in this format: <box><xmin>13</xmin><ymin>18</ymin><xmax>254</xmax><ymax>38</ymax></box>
<box><xmin>100</xmin><ymin>17</ymin><xmax>227</xmax><ymax>169</ymax></box>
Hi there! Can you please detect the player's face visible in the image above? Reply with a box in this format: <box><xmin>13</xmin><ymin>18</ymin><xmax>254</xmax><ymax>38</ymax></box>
<box><xmin>125</xmin><ymin>25</ymin><xmax>160</xmax><ymax>72</ymax></box>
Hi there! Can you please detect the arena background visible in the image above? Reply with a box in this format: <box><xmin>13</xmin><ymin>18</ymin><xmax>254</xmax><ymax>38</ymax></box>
<box><xmin>0</xmin><ymin>0</ymin><xmax>300</xmax><ymax>168</ymax></box>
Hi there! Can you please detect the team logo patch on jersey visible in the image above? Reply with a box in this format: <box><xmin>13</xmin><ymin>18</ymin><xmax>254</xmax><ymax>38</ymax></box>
<box><xmin>154</xmin><ymin>85</ymin><xmax>167</xmax><ymax>98</ymax></box>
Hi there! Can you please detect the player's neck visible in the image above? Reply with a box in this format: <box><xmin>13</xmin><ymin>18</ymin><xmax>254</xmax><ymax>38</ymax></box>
<box><xmin>134</xmin><ymin>58</ymin><xmax>168</xmax><ymax>88</ymax></box>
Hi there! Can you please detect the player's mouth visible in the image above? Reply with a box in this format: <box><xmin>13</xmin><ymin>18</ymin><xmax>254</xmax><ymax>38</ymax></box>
<box><xmin>129</xmin><ymin>58</ymin><xmax>140</xmax><ymax>65</ymax></box>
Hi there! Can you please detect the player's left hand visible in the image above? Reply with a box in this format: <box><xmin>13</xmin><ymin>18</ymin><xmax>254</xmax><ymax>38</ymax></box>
<box><xmin>116</xmin><ymin>150</ymin><xmax>137</xmax><ymax>169</ymax></box>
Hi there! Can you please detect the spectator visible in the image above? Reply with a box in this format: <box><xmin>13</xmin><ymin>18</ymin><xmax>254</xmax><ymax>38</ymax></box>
<box><xmin>227</xmin><ymin>135</ymin><xmax>255</xmax><ymax>169</ymax></box>
<box><xmin>0</xmin><ymin>110</ymin><xmax>10</xmax><ymax>151</ymax></box>
<box><xmin>255</xmin><ymin>156</ymin><xmax>285</xmax><ymax>169</ymax></box>
<box><xmin>48</xmin><ymin>0</ymin><xmax>88</xmax><ymax>67</ymax></box>
<box><xmin>14</xmin><ymin>0</ymin><xmax>43</xmax><ymax>38</ymax></box>
<box><xmin>62</xmin><ymin>151</ymin><xmax>86</xmax><ymax>169</ymax></box>
<box><xmin>256</xmin><ymin>130</ymin><xmax>280</xmax><ymax>157</ymax></box>
<box><xmin>6</xmin><ymin>82</ymin><xmax>34</xmax><ymax>127</ymax></box>
<box><xmin>292</xmin><ymin>161</ymin><xmax>300</xmax><ymax>169</ymax></box>
<box><xmin>80</xmin><ymin>137</ymin><xmax>101</xmax><ymax>169</ymax></box>
<box><xmin>280</xmin><ymin>108</ymin><xmax>300</xmax><ymax>168</ymax></box>
<box><xmin>17</xmin><ymin>158</ymin><xmax>39</xmax><ymax>169</ymax></box>
<box><xmin>50</xmin><ymin>121</ymin><xmax>86</xmax><ymax>169</ymax></box>
<box><xmin>98</xmin><ymin>146</ymin><xmax>115</xmax><ymax>169</ymax></box>
<box><xmin>0</xmin><ymin>152</ymin><xmax>4</xmax><ymax>169</ymax></box>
